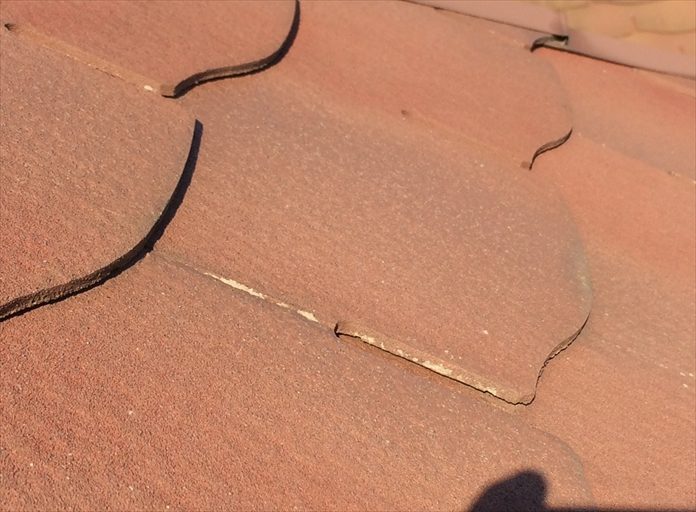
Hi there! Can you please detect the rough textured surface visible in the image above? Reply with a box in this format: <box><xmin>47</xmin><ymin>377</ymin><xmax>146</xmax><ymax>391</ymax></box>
<box><xmin>536</xmin><ymin>47</ymin><xmax>696</xmax><ymax>182</ymax></box>
<box><xmin>525</xmin><ymin>132</ymin><xmax>696</xmax><ymax>508</ymax></box>
<box><xmin>277</xmin><ymin>1</ymin><xmax>573</xmax><ymax>168</ymax></box>
<box><xmin>0</xmin><ymin>254</ymin><xmax>595</xmax><ymax>511</ymax></box>
<box><xmin>0</xmin><ymin>29</ymin><xmax>194</xmax><ymax>319</ymax></box>
<box><xmin>157</xmin><ymin>65</ymin><xmax>592</xmax><ymax>405</ymax></box>
<box><xmin>1</xmin><ymin>0</ymin><xmax>298</xmax><ymax>96</ymax></box>
<box><xmin>1</xmin><ymin>0</ymin><xmax>694</xmax><ymax>508</ymax></box>
<box><xmin>521</xmin><ymin>49</ymin><xmax>695</xmax><ymax>507</ymax></box>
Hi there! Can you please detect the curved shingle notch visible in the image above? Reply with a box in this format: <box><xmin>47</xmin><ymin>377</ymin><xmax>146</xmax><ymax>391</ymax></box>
<box><xmin>526</xmin><ymin>128</ymin><xmax>573</xmax><ymax>170</ymax></box>
<box><xmin>0</xmin><ymin>29</ymin><xmax>202</xmax><ymax>321</ymax></box>
<box><xmin>1</xmin><ymin>0</ymin><xmax>300</xmax><ymax>97</ymax></box>
<box><xmin>164</xmin><ymin>0</ymin><xmax>301</xmax><ymax>98</ymax></box>
<box><xmin>0</xmin><ymin>121</ymin><xmax>202</xmax><ymax>322</ymax></box>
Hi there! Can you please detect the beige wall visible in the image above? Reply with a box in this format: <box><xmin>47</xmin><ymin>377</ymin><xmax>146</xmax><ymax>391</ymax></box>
<box><xmin>528</xmin><ymin>0</ymin><xmax>696</xmax><ymax>55</ymax></box>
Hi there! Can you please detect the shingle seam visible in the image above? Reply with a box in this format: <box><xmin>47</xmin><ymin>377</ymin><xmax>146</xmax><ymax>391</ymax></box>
<box><xmin>0</xmin><ymin>121</ymin><xmax>202</xmax><ymax>322</ymax></box>
<box><xmin>409</xmin><ymin>0</ymin><xmax>696</xmax><ymax>78</ymax></box>
<box><xmin>165</xmin><ymin>0</ymin><xmax>301</xmax><ymax>98</ymax></box>
<box><xmin>158</xmin><ymin>253</ymin><xmax>592</xmax><ymax>406</ymax></box>
<box><xmin>2</xmin><ymin>0</ymin><xmax>300</xmax><ymax>98</ymax></box>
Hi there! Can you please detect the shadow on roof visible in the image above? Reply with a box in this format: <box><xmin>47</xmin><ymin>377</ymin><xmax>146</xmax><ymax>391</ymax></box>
<box><xmin>467</xmin><ymin>470</ymin><xmax>691</xmax><ymax>512</ymax></box>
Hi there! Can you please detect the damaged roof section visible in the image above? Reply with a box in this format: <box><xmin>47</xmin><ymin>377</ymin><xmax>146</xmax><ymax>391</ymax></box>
<box><xmin>155</xmin><ymin>66</ymin><xmax>592</xmax><ymax>405</ymax></box>
<box><xmin>0</xmin><ymin>253</ymin><xmax>595</xmax><ymax>511</ymax></box>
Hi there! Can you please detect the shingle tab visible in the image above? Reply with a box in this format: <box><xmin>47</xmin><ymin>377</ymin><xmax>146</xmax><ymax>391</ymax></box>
<box><xmin>156</xmin><ymin>63</ymin><xmax>592</xmax><ymax>405</ymax></box>
<box><xmin>0</xmin><ymin>253</ymin><xmax>595</xmax><ymax>510</ymax></box>
<box><xmin>0</xmin><ymin>29</ymin><xmax>194</xmax><ymax>318</ymax></box>
<box><xmin>1</xmin><ymin>0</ymin><xmax>298</xmax><ymax>96</ymax></box>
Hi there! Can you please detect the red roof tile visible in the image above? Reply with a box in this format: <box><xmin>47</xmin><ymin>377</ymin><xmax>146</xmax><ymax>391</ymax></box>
<box><xmin>1</xmin><ymin>0</ymin><xmax>694</xmax><ymax>508</ymax></box>
<box><xmin>1</xmin><ymin>0</ymin><xmax>298</xmax><ymax>96</ymax></box>
<box><xmin>524</xmin><ymin>128</ymin><xmax>695</xmax><ymax>506</ymax></box>
<box><xmin>0</xmin><ymin>254</ymin><xmax>595</xmax><ymax>510</ymax></box>
<box><xmin>537</xmin><ymin>46</ymin><xmax>696</xmax><ymax>181</ymax></box>
<box><xmin>274</xmin><ymin>1</ymin><xmax>573</xmax><ymax>168</ymax></box>
<box><xmin>0</xmin><ymin>29</ymin><xmax>194</xmax><ymax>319</ymax></box>
<box><xmin>156</xmin><ymin>63</ymin><xmax>592</xmax><ymax>405</ymax></box>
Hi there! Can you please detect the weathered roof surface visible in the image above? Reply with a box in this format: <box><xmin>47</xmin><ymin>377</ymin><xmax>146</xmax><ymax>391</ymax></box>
<box><xmin>1</xmin><ymin>0</ymin><xmax>694</xmax><ymax>510</ymax></box>
<box><xmin>0</xmin><ymin>29</ymin><xmax>194</xmax><ymax>318</ymax></box>
<box><xmin>1</xmin><ymin>0</ymin><xmax>298</xmax><ymax>96</ymax></box>
<box><xmin>155</xmin><ymin>64</ymin><xmax>591</xmax><ymax>406</ymax></box>
<box><xmin>277</xmin><ymin>1</ymin><xmax>573</xmax><ymax>168</ymax></box>
<box><xmin>522</xmin><ymin>135</ymin><xmax>695</xmax><ymax>507</ymax></box>
<box><xmin>517</xmin><ymin>46</ymin><xmax>696</xmax><ymax>509</ymax></box>
<box><xmin>537</xmin><ymin>47</ymin><xmax>696</xmax><ymax>181</ymax></box>
<box><xmin>0</xmin><ymin>253</ymin><xmax>594</xmax><ymax>511</ymax></box>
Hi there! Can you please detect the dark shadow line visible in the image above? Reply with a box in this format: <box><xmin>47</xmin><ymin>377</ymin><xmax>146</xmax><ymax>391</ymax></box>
<box><xmin>530</xmin><ymin>34</ymin><xmax>568</xmax><ymax>52</ymax></box>
<box><xmin>529</xmin><ymin>128</ymin><xmax>573</xmax><ymax>169</ymax></box>
<box><xmin>467</xmin><ymin>471</ymin><xmax>692</xmax><ymax>512</ymax></box>
<box><xmin>0</xmin><ymin>120</ymin><xmax>202</xmax><ymax>322</ymax></box>
<box><xmin>168</xmin><ymin>0</ymin><xmax>301</xmax><ymax>98</ymax></box>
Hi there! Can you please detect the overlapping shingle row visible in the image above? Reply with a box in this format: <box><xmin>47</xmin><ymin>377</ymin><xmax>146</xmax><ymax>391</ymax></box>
<box><xmin>1</xmin><ymin>1</ymin><xmax>694</xmax><ymax>509</ymax></box>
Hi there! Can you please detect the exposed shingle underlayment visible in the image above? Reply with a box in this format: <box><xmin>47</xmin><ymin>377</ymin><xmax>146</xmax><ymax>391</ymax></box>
<box><xmin>1</xmin><ymin>0</ymin><xmax>694</xmax><ymax>509</ymax></box>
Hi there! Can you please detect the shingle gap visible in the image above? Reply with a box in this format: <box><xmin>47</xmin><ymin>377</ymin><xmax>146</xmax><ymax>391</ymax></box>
<box><xmin>528</xmin><ymin>128</ymin><xmax>573</xmax><ymax>170</ymax></box>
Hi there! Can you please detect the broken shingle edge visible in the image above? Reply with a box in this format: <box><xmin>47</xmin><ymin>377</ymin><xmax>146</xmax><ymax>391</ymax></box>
<box><xmin>0</xmin><ymin>121</ymin><xmax>202</xmax><ymax>322</ymax></box>
<box><xmin>2</xmin><ymin>0</ymin><xmax>300</xmax><ymax>98</ymax></box>
<box><xmin>335</xmin><ymin>318</ymin><xmax>590</xmax><ymax>406</ymax></box>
